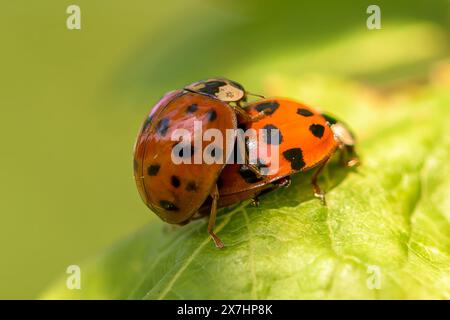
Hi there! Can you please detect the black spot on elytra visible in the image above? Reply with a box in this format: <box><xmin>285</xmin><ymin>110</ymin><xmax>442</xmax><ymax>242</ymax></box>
<box><xmin>296</xmin><ymin>108</ymin><xmax>314</xmax><ymax>117</ymax></box>
<box><xmin>206</xmin><ymin>109</ymin><xmax>217</xmax><ymax>122</ymax></box>
<box><xmin>198</xmin><ymin>80</ymin><xmax>226</xmax><ymax>96</ymax></box>
<box><xmin>309</xmin><ymin>124</ymin><xmax>325</xmax><ymax>138</ymax></box>
<box><xmin>283</xmin><ymin>148</ymin><xmax>305</xmax><ymax>171</ymax></box>
<box><xmin>207</xmin><ymin>145</ymin><xmax>222</xmax><ymax>159</ymax></box>
<box><xmin>262</xmin><ymin>124</ymin><xmax>283</xmax><ymax>145</ymax></box>
<box><xmin>160</xmin><ymin>200</ymin><xmax>179</xmax><ymax>211</ymax></box>
<box><xmin>141</xmin><ymin>115</ymin><xmax>153</xmax><ymax>132</ymax></box>
<box><xmin>186</xmin><ymin>103</ymin><xmax>198</xmax><ymax>113</ymax></box>
<box><xmin>255</xmin><ymin>101</ymin><xmax>279</xmax><ymax>115</ymax></box>
<box><xmin>322</xmin><ymin>113</ymin><xmax>337</xmax><ymax>125</ymax></box>
<box><xmin>173</xmin><ymin>143</ymin><xmax>195</xmax><ymax>158</ymax></box>
<box><xmin>186</xmin><ymin>181</ymin><xmax>198</xmax><ymax>192</ymax></box>
<box><xmin>238</xmin><ymin>165</ymin><xmax>263</xmax><ymax>184</ymax></box>
<box><xmin>171</xmin><ymin>175</ymin><xmax>181</xmax><ymax>188</ymax></box>
<box><xmin>156</xmin><ymin>118</ymin><xmax>169</xmax><ymax>136</ymax></box>
<box><xmin>147</xmin><ymin>164</ymin><xmax>160</xmax><ymax>176</ymax></box>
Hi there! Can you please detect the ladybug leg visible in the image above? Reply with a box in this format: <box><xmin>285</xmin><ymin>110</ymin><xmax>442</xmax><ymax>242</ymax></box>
<box><xmin>241</xmin><ymin>149</ymin><xmax>271</xmax><ymax>181</ymax></box>
<box><xmin>240</xmin><ymin>150</ymin><xmax>263</xmax><ymax>178</ymax></box>
<box><xmin>242</xmin><ymin>163</ymin><xmax>264</xmax><ymax>178</ymax></box>
<box><xmin>311</xmin><ymin>157</ymin><xmax>330</xmax><ymax>205</ymax></box>
<box><xmin>208</xmin><ymin>184</ymin><xmax>224</xmax><ymax>249</ymax></box>
<box><xmin>250</xmin><ymin>177</ymin><xmax>292</xmax><ymax>206</ymax></box>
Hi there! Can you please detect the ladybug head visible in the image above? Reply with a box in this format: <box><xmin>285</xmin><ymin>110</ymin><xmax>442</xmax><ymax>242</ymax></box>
<box><xmin>185</xmin><ymin>78</ymin><xmax>246</xmax><ymax>103</ymax></box>
<box><xmin>330</xmin><ymin>122</ymin><xmax>355</xmax><ymax>147</ymax></box>
<box><xmin>324</xmin><ymin>113</ymin><xmax>360</xmax><ymax>167</ymax></box>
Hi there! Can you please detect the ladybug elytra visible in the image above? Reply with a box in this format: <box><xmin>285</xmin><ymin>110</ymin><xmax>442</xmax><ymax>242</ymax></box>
<box><xmin>199</xmin><ymin>97</ymin><xmax>359</xmax><ymax>220</ymax></box>
<box><xmin>133</xmin><ymin>79</ymin><xmax>269</xmax><ymax>248</ymax></box>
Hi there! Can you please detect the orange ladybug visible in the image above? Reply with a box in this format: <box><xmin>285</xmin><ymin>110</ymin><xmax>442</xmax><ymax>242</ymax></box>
<box><xmin>200</xmin><ymin>97</ymin><xmax>359</xmax><ymax>215</ymax></box>
<box><xmin>133</xmin><ymin>79</ymin><xmax>269</xmax><ymax>248</ymax></box>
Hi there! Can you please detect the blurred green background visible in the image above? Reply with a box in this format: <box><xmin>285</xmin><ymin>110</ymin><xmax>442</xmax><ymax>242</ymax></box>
<box><xmin>0</xmin><ymin>0</ymin><xmax>448</xmax><ymax>299</ymax></box>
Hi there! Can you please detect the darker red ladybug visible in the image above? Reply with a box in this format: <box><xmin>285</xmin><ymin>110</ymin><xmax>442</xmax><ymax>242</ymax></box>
<box><xmin>133</xmin><ymin>79</ymin><xmax>269</xmax><ymax>248</ymax></box>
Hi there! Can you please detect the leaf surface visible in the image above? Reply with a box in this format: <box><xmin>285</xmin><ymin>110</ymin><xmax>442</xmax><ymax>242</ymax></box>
<box><xmin>42</xmin><ymin>75</ymin><xmax>450</xmax><ymax>299</ymax></box>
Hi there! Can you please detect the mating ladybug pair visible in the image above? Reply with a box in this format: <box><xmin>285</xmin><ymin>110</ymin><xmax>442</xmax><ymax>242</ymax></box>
<box><xmin>133</xmin><ymin>78</ymin><xmax>359</xmax><ymax>248</ymax></box>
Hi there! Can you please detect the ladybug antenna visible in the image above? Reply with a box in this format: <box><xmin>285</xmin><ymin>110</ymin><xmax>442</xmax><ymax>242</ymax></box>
<box><xmin>246</xmin><ymin>91</ymin><xmax>266</xmax><ymax>99</ymax></box>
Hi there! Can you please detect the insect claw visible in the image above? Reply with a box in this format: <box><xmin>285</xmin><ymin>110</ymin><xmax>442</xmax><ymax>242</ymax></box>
<box><xmin>278</xmin><ymin>177</ymin><xmax>291</xmax><ymax>188</ymax></box>
<box><xmin>347</xmin><ymin>158</ymin><xmax>360</xmax><ymax>167</ymax></box>
<box><xmin>314</xmin><ymin>192</ymin><xmax>327</xmax><ymax>206</ymax></box>
<box><xmin>212</xmin><ymin>235</ymin><xmax>224</xmax><ymax>249</ymax></box>
<box><xmin>250</xmin><ymin>197</ymin><xmax>260</xmax><ymax>207</ymax></box>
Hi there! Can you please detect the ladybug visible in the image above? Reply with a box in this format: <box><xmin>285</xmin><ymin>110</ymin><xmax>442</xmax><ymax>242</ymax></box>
<box><xmin>200</xmin><ymin>97</ymin><xmax>359</xmax><ymax>216</ymax></box>
<box><xmin>133</xmin><ymin>79</ymin><xmax>269</xmax><ymax>248</ymax></box>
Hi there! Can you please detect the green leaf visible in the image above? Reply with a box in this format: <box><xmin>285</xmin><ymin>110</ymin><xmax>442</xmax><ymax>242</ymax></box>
<box><xmin>42</xmin><ymin>74</ymin><xmax>450</xmax><ymax>300</ymax></box>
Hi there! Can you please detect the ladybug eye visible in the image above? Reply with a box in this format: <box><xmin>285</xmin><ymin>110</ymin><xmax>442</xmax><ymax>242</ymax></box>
<box><xmin>322</xmin><ymin>113</ymin><xmax>337</xmax><ymax>125</ymax></box>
